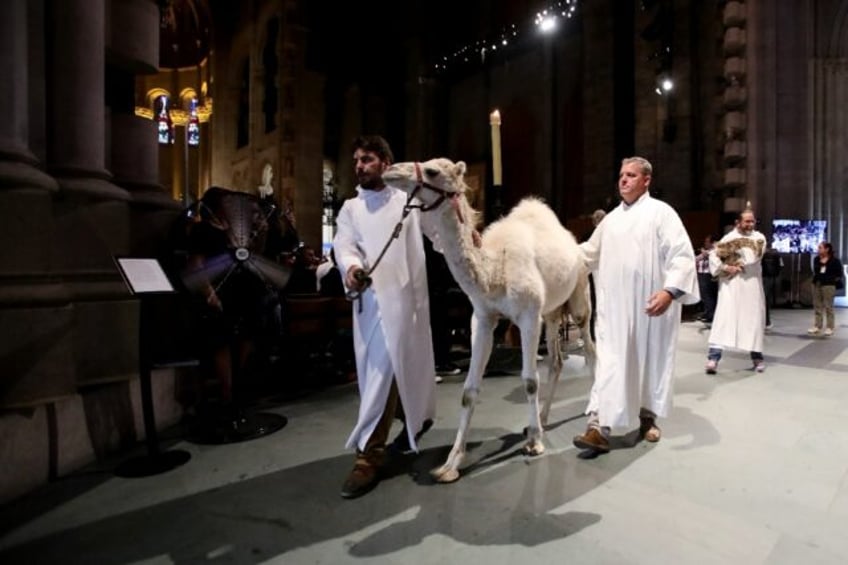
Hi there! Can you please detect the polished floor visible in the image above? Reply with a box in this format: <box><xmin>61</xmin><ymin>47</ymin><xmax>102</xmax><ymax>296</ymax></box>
<box><xmin>1</xmin><ymin>308</ymin><xmax>847</xmax><ymax>564</ymax></box>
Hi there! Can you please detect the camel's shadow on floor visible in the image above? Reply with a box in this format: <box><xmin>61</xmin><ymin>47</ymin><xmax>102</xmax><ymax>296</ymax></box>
<box><xmin>0</xmin><ymin>423</ymin><xmax>652</xmax><ymax>564</ymax></box>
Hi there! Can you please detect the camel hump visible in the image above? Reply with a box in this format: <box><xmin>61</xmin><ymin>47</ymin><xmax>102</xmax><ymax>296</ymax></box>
<box><xmin>508</xmin><ymin>197</ymin><xmax>557</xmax><ymax>222</ymax></box>
<box><xmin>507</xmin><ymin>197</ymin><xmax>573</xmax><ymax>235</ymax></box>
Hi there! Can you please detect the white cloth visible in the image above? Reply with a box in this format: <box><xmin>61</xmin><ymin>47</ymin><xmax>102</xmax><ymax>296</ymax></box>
<box><xmin>707</xmin><ymin>229</ymin><xmax>767</xmax><ymax>353</ymax></box>
<box><xmin>580</xmin><ymin>192</ymin><xmax>699</xmax><ymax>430</ymax></box>
<box><xmin>333</xmin><ymin>185</ymin><xmax>436</xmax><ymax>452</ymax></box>
<box><xmin>315</xmin><ymin>259</ymin><xmax>334</xmax><ymax>293</ymax></box>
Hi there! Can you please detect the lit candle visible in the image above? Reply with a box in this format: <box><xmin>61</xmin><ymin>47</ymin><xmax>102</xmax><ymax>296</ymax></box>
<box><xmin>490</xmin><ymin>110</ymin><xmax>502</xmax><ymax>186</ymax></box>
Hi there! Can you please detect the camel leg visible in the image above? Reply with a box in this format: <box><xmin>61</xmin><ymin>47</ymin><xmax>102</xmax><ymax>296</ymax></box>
<box><xmin>540</xmin><ymin>311</ymin><xmax>564</xmax><ymax>426</ymax></box>
<box><xmin>431</xmin><ymin>310</ymin><xmax>498</xmax><ymax>483</ymax></box>
<box><xmin>567</xmin><ymin>273</ymin><xmax>597</xmax><ymax>372</ymax></box>
<box><xmin>517</xmin><ymin>309</ymin><xmax>545</xmax><ymax>456</ymax></box>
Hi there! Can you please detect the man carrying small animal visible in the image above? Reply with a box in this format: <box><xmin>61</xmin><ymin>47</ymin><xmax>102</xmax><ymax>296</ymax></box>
<box><xmin>704</xmin><ymin>208</ymin><xmax>768</xmax><ymax>374</ymax></box>
<box><xmin>573</xmin><ymin>157</ymin><xmax>699</xmax><ymax>455</ymax></box>
<box><xmin>333</xmin><ymin>135</ymin><xmax>437</xmax><ymax>499</ymax></box>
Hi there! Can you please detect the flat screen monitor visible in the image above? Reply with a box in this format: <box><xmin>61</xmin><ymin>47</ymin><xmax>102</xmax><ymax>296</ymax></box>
<box><xmin>771</xmin><ymin>219</ymin><xmax>827</xmax><ymax>253</ymax></box>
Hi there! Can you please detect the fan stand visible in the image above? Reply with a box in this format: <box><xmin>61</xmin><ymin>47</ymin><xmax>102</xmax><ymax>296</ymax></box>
<box><xmin>186</xmin><ymin>346</ymin><xmax>288</xmax><ymax>446</ymax></box>
<box><xmin>179</xmin><ymin>189</ymin><xmax>296</xmax><ymax>445</ymax></box>
<box><xmin>187</xmin><ymin>410</ymin><xmax>288</xmax><ymax>446</ymax></box>
<box><xmin>185</xmin><ymin>248</ymin><xmax>287</xmax><ymax>446</ymax></box>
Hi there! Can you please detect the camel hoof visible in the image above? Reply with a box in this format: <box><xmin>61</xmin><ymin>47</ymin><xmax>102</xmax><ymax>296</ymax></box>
<box><xmin>430</xmin><ymin>466</ymin><xmax>461</xmax><ymax>483</ymax></box>
<box><xmin>523</xmin><ymin>441</ymin><xmax>545</xmax><ymax>457</ymax></box>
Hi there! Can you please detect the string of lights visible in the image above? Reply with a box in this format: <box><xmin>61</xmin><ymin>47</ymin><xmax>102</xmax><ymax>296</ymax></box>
<box><xmin>640</xmin><ymin>0</ymin><xmax>675</xmax><ymax>96</ymax></box>
<box><xmin>431</xmin><ymin>0</ymin><xmax>580</xmax><ymax>76</ymax></box>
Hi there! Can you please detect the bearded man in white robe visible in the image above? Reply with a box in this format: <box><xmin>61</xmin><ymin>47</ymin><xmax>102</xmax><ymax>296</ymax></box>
<box><xmin>704</xmin><ymin>210</ymin><xmax>767</xmax><ymax>374</ymax></box>
<box><xmin>573</xmin><ymin>157</ymin><xmax>699</xmax><ymax>455</ymax></box>
<box><xmin>333</xmin><ymin>135</ymin><xmax>437</xmax><ymax>499</ymax></box>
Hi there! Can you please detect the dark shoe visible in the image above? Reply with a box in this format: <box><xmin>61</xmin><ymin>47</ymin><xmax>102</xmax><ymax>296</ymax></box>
<box><xmin>436</xmin><ymin>363</ymin><xmax>461</xmax><ymax>376</ymax></box>
<box><xmin>340</xmin><ymin>460</ymin><xmax>379</xmax><ymax>499</ymax></box>
<box><xmin>572</xmin><ymin>427</ymin><xmax>610</xmax><ymax>453</ymax></box>
<box><xmin>340</xmin><ymin>448</ymin><xmax>388</xmax><ymax>499</ymax></box>
<box><xmin>639</xmin><ymin>417</ymin><xmax>661</xmax><ymax>442</ymax></box>
<box><xmin>389</xmin><ymin>418</ymin><xmax>433</xmax><ymax>454</ymax></box>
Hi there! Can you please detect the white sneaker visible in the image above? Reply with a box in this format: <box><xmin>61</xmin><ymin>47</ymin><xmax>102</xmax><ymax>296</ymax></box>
<box><xmin>807</xmin><ymin>327</ymin><xmax>821</xmax><ymax>335</ymax></box>
<box><xmin>435</xmin><ymin>375</ymin><xmax>444</xmax><ymax>384</ymax></box>
<box><xmin>754</xmin><ymin>361</ymin><xmax>765</xmax><ymax>373</ymax></box>
<box><xmin>705</xmin><ymin>360</ymin><xmax>718</xmax><ymax>375</ymax></box>
<box><xmin>823</xmin><ymin>328</ymin><xmax>834</xmax><ymax>337</ymax></box>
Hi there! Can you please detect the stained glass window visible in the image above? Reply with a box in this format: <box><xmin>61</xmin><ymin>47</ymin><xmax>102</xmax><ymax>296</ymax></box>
<box><xmin>155</xmin><ymin>95</ymin><xmax>174</xmax><ymax>145</ymax></box>
<box><xmin>187</xmin><ymin>98</ymin><xmax>200</xmax><ymax>147</ymax></box>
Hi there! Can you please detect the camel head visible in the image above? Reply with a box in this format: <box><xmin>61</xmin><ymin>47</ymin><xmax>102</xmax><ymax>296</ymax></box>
<box><xmin>383</xmin><ymin>158</ymin><xmax>468</xmax><ymax>210</ymax></box>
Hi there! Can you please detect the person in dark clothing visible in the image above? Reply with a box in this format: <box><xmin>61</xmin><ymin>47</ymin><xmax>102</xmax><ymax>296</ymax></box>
<box><xmin>285</xmin><ymin>245</ymin><xmax>321</xmax><ymax>294</ymax></box>
<box><xmin>317</xmin><ymin>247</ymin><xmax>345</xmax><ymax>297</ymax></box>
<box><xmin>760</xmin><ymin>244</ymin><xmax>783</xmax><ymax>328</ymax></box>
<box><xmin>424</xmin><ymin>236</ymin><xmax>466</xmax><ymax>380</ymax></box>
<box><xmin>808</xmin><ymin>241</ymin><xmax>844</xmax><ymax>336</ymax></box>
<box><xmin>695</xmin><ymin>235</ymin><xmax>719</xmax><ymax>325</ymax></box>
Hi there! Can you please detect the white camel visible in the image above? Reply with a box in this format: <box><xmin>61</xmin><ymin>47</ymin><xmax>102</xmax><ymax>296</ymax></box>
<box><xmin>383</xmin><ymin>158</ymin><xmax>595</xmax><ymax>483</ymax></box>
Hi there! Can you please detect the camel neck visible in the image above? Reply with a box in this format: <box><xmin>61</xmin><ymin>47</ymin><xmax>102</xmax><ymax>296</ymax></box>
<box><xmin>435</xmin><ymin>196</ymin><xmax>491</xmax><ymax>295</ymax></box>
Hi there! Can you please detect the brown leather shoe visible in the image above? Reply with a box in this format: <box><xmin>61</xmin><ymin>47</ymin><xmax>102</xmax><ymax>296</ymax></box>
<box><xmin>340</xmin><ymin>450</ymin><xmax>385</xmax><ymax>499</ymax></box>
<box><xmin>572</xmin><ymin>427</ymin><xmax>610</xmax><ymax>453</ymax></box>
<box><xmin>639</xmin><ymin>417</ymin><xmax>661</xmax><ymax>442</ymax></box>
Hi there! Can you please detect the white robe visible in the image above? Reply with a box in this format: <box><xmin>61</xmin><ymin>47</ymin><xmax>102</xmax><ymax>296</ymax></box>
<box><xmin>333</xmin><ymin>185</ymin><xmax>436</xmax><ymax>452</ymax></box>
<box><xmin>580</xmin><ymin>192</ymin><xmax>699</xmax><ymax>429</ymax></box>
<box><xmin>707</xmin><ymin>229</ymin><xmax>766</xmax><ymax>353</ymax></box>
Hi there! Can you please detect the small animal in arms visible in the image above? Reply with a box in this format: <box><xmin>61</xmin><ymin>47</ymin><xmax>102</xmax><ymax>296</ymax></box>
<box><xmin>715</xmin><ymin>237</ymin><xmax>764</xmax><ymax>270</ymax></box>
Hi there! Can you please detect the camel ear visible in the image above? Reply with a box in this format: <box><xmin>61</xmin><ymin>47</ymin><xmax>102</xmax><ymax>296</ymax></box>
<box><xmin>455</xmin><ymin>161</ymin><xmax>467</xmax><ymax>177</ymax></box>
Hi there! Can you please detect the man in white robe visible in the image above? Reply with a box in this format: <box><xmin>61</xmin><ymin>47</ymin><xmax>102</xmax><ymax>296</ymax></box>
<box><xmin>573</xmin><ymin>157</ymin><xmax>699</xmax><ymax>454</ymax></box>
<box><xmin>333</xmin><ymin>135</ymin><xmax>437</xmax><ymax>498</ymax></box>
<box><xmin>705</xmin><ymin>210</ymin><xmax>767</xmax><ymax>374</ymax></box>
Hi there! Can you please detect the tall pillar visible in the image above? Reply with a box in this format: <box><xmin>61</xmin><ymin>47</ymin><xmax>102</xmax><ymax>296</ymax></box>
<box><xmin>0</xmin><ymin>0</ymin><xmax>75</xmax><ymax>408</ymax></box>
<box><xmin>50</xmin><ymin>0</ymin><xmax>128</xmax><ymax>199</ymax></box>
<box><xmin>112</xmin><ymin>112</ymin><xmax>182</xmax><ymax>250</ymax></box>
<box><xmin>0</xmin><ymin>0</ymin><xmax>75</xmax><ymax>407</ymax></box>
<box><xmin>48</xmin><ymin>0</ymin><xmax>137</xmax><ymax>387</ymax></box>
<box><xmin>108</xmin><ymin>0</ymin><xmax>183</xmax><ymax>257</ymax></box>
<box><xmin>0</xmin><ymin>0</ymin><xmax>56</xmax><ymax>190</ymax></box>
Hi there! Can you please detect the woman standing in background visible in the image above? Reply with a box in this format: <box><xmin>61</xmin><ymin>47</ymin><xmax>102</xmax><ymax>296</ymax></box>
<box><xmin>808</xmin><ymin>242</ymin><xmax>844</xmax><ymax>337</ymax></box>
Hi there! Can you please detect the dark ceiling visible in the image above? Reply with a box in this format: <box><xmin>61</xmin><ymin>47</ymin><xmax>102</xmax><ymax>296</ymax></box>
<box><xmin>158</xmin><ymin>0</ymin><xmax>213</xmax><ymax>69</ymax></box>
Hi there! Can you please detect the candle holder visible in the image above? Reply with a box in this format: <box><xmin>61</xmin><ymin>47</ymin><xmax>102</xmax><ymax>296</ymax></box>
<box><xmin>489</xmin><ymin>109</ymin><xmax>504</xmax><ymax>220</ymax></box>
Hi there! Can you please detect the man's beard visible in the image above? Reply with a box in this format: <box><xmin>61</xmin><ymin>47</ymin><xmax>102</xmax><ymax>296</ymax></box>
<box><xmin>359</xmin><ymin>176</ymin><xmax>383</xmax><ymax>190</ymax></box>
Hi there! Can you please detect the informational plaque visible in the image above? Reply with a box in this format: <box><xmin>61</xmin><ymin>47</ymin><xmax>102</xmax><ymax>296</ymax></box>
<box><xmin>115</xmin><ymin>258</ymin><xmax>175</xmax><ymax>294</ymax></box>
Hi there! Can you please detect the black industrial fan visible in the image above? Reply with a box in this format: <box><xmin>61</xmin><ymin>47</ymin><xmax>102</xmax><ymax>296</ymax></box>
<box><xmin>181</xmin><ymin>187</ymin><xmax>298</xmax><ymax>296</ymax></box>
<box><xmin>173</xmin><ymin>186</ymin><xmax>300</xmax><ymax>444</ymax></box>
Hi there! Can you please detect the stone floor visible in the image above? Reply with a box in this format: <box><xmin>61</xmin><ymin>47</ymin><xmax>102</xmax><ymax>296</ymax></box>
<box><xmin>1</xmin><ymin>308</ymin><xmax>847</xmax><ymax>564</ymax></box>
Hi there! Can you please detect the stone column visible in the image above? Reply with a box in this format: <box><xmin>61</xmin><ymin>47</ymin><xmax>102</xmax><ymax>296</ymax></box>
<box><xmin>0</xmin><ymin>0</ymin><xmax>56</xmax><ymax>191</ymax></box>
<box><xmin>109</xmin><ymin>0</ymin><xmax>182</xmax><ymax>256</ymax></box>
<box><xmin>0</xmin><ymin>0</ymin><xmax>75</xmax><ymax>408</ymax></box>
<box><xmin>49</xmin><ymin>0</ymin><xmax>137</xmax><ymax>387</ymax></box>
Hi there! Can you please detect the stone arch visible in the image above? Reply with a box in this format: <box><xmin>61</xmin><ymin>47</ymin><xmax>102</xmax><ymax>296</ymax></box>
<box><xmin>146</xmin><ymin>88</ymin><xmax>172</xmax><ymax>108</ymax></box>
<box><xmin>179</xmin><ymin>87</ymin><xmax>198</xmax><ymax>109</ymax></box>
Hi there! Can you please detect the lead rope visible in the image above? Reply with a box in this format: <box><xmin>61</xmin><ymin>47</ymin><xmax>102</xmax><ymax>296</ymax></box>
<box><xmin>346</xmin><ymin>194</ymin><xmax>418</xmax><ymax>312</ymax></box>
<box><xmin>346</xmin><ymin>162</ymin><xmax>453</xmax><ymax>312</ymax></box>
